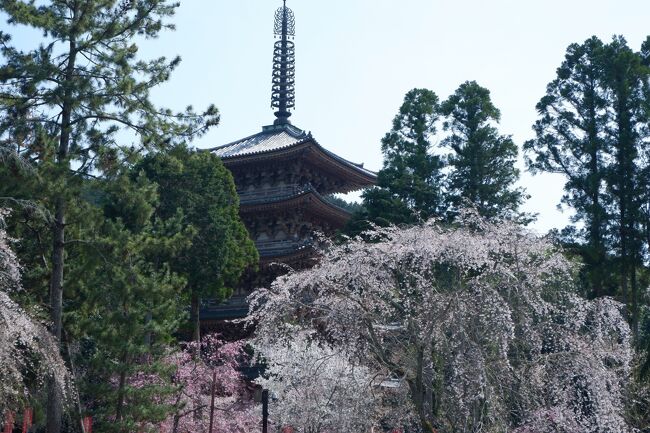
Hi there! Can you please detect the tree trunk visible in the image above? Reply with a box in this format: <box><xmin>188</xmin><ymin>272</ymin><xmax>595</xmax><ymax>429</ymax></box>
<box><xmin>115</xmin><ymin>353</ymin><xmax>128</xmax><ymax>423</ymax></box>
<box><xmin>115</xmin><ymin>370</ymin><xmax>127</xmax><ymax>426</ymax></box>
<box><xmin>49</xmin><ymin>199</ymin><xmax>66</xmax><ymax>341</ymax></box>
<box><xmin>46</xmin><ymin>380</ymin><xmax>63</xmax><ymax>433</ymax></box>
<box><xmin>631</xmin><ymin>253</ymin><xmax>639</xmax><ymax>341</ymax></box>
<box><xmin>47</xmin><ymin>22</ymin><xmax>78</xmax><ymax>430</ymax></box>
<box><xmin>409</xmin><ymin>345</ymin><xmax>437</xmax><ymax>432</ymax></box>
<box><xmin>63</xmin><ymin>330</ymin><xmax>86</xmax><ymax>433</ymax></box>
<box><xmin>170</xmin><ymin>393</ymin><xmax>183</xmax><ymax>433</ymax></box>
<box><xmin>619</xmin><ymin>212</ymin><xmax>629</xmax><ymax>308</ymax></box>
<box><xmin>191</xmin><ymin>292</ymin><xmax>201</xmax><ymax>343</ymax></box>
<box><xmin>422</xmin><ymin>347</ymin><xmax>435</xmax><ymax>428</ymax></box>
<box><xmin>172</xmin><ymin>415</ymin><xmax>180</xmax><ymax>433</ymax></box>
<box><xmin>46</xmin><ymin>198</ymin><xmax>65</xmax><ymax>433</ymax></box>
<box><xmin>586</xmin><ymin>79</ymin><xmax>605</xmax><ymax>298</ymax></box>
<box><xmin>588</xmin><ymin>153</ymin><xmax>604</xmax><ymax>297</ymax></box>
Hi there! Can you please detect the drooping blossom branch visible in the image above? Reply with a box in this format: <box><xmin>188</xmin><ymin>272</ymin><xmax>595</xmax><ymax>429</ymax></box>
<box><xmin>0</xmin><ymin>209</ymin><xmax>71</xmax><ymax>412</ymax></box>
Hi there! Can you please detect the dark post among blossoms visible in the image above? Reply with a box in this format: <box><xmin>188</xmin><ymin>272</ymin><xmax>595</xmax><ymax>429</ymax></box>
<box><xmin>262</xmin><ymin>389</ymin><xmax>269</xmax><ymax>433</ymax></box>
<box><xmin>209</xmin><ymin>371</ymin><xmax>217</xmax><ymax>433</ymax></box>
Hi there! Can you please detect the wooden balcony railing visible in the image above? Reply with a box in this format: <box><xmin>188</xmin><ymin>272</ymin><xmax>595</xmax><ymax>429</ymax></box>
<box><xmin>237</xmin><ymin>184</ymin><xmax>311</xmax><ymax>205</ymax></box>
<box><xmin>255</xmin><ymin>238</ymin><xmax>313</xmax><ymax>257</ymax></box>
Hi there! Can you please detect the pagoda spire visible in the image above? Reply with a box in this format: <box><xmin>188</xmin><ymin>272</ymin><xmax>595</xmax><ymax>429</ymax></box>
<box><xmin>271</xmin><ymin>0</ymin><xmax>296</xmax><ymax>125</ymax></box>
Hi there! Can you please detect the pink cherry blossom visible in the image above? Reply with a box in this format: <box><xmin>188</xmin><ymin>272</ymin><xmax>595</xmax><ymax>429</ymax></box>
<box><xmin>145</xmin><ymin>334</ymin><xmax>260</xmax><ymax>433</ymax></box>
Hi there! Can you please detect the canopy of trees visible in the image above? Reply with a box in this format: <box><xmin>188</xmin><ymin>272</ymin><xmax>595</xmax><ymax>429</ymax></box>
<box><xmin>138</xmin><ymin>146</ymin><xmax>258</xmax><ymax>342</ymax></box>
<box><xmin>0</xmin><ymin>1</ymin><xmax>252</xmax><ymax>431</ymax></box>
<box><xmin>350</xmin><ymin>82</ymin><xmax>527</xmax><ymax>234</ymax></box>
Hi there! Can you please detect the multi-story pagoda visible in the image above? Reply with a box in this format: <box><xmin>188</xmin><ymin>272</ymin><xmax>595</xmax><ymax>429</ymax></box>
<box><xmin>201</xmin><ymin>1</ymin><xmax>376</xmax><ymax>322</ymax></box>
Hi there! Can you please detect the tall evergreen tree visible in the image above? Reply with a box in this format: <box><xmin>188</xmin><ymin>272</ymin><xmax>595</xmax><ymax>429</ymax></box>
<box><xmin>138</xmin><ymin>146</ymin><xmax>258</xmax><ymax>343</ymax></box>
<box><xmin>0</xmin><ymin>2</ymin><xmax>218</xmax><ymax>431</ymax></box>
<box><xmin>526</xmin><ymin>36</ymin><xmax>650</xmax><ymax>335</ymax></box>
<box><xmin>601</xmin><ymin>36</ymin><xmax>650</xmax><ymax>336</ymax></box>
<box><xmin>353</xmin><ymin>88</ymin><xmax>445</xmax><ymax>229</ymax></box>
<box><xmin>524</xmin><ymin>37</ymin><xmax>612</xmax><ymax>298</ymax></box>
<box><xmin>637</xmin><ymin>37</ymin><xmax>650</xmax><ymax>373</ymax></box>
<box><xmin>441</xmin><ymin>81</ymin><xmax>526</xmax><ymax>220</ymax></box>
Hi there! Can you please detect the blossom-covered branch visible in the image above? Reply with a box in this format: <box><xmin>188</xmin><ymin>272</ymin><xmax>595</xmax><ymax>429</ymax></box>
<box><xmin>0</xmin><ymin>209</ymin><xmax>71</xmax><ymax>412</ymax></box>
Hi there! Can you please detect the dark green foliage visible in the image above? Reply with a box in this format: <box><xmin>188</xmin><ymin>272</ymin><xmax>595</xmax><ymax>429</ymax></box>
<box><xmin>525</xmin><ymin>35</ymin><xmax>650</xmax><ymax>335</ymax></box>
<box><xmin>525</xmin><ymin>36</ymin><xmax>620</xmax><ymax>299</ymax></box>
<box><xmin>137</xmin><ymin>146</ymin><xmax>258</xmax><ymax>341</ymax></box>
<box><xmin>324</xmin><ymin>195</ymin><xmax>364</xmax><ymax>214</ymax></box>
<box><xmin>348</xmin><ymin>85</ymin><xmax>525</xmax><ymax>234</ymax></box>
<box><xmin>601</xmin><ymin>37</ymin><xmax>649</xmax><ymax>335</ymax></box>
<box><xmin>2</xmin><ymin>144</ymin><xmax>253</xmax><ymax>432</ymax></box>
<box><xmin>441</xmin><ymin>81</ymin><xmax>527</xmax><ymax>221</ymax></box>
<box><xmin>66</xmin><ymin>171</ymin><xmax>189</xmax><ymax>432</ymax></box>
<box><xmin>0</xmin><ymin>1</ymin><xmax>219</xmax><ymax>430</ymax></box>
<box><xmin>352</xmin><ymin>89</ymin><xmax>445</xmax><ymax>231</ymax></box>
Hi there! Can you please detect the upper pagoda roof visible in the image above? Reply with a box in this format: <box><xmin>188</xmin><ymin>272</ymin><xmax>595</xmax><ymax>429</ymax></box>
<box><xmin>210</xmin><ymin>124</ymin><xmax>377</xmax><ymax>187</ymax></box>
<box><xmin>212</xmin><ymin>124</ymin><xmax>307</xmax><ymax>159</ymax></box>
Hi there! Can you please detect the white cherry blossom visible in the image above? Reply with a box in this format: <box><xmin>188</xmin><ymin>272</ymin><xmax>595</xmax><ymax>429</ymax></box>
<box><xmin>249</xmin><ymin>212</ymin><xmax>633</xmax><ymax>432</ymax></box>
<box><xmin>0</xmin><ymin>210</ymin><xmax>71</xmax><ymax>411</ymax></box>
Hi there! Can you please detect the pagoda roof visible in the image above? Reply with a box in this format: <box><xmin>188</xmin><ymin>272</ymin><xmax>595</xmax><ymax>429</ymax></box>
<box><xmin>211</xmin><ymin>123</ymin><xmax>308</xmax><ymax>158</ymax></box>
<box><xmin>210</xmin><ymin>124</ymin><xmax>377</xmax><ymax>188</ymax></box>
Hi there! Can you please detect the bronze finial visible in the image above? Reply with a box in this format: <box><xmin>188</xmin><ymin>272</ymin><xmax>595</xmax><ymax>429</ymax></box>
<box><xmin>271</xmin><ymin>0</ymin><xmax>295</xmax><ymax>125</ymax></box>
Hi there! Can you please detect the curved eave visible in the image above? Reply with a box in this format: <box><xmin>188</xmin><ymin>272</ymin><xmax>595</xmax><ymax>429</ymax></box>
<box><xmin>219</xmin><ymin>140</ymin><xmax>377</xmax><ymax>193</ymax></box>
<box><xmin>240</xmin><ymin>189</ymin><xmax>353</xmax><ymax>227</ymax></box>
<box><xmin>259</xmin><ymin>246</ymin><xmax>317</xmax><ymax>265</ymax></box>
<box><xmin>200</xmin><ymin>306</ymin><xmax>248</xmax><ymax>321</ymax></box>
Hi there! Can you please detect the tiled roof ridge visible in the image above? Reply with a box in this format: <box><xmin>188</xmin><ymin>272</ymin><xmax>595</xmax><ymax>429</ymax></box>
<box><xmin>208</xmin><ymin>123</ymin><xmax>307</xmax><ymax>153</ymax></box>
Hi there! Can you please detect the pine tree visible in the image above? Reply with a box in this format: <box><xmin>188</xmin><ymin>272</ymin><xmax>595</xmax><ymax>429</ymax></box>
<box><xmin>353</xmin><ymin>88</ymin><xmax>445</xmax><ymax>229</ymax></box>
<box><xmin>440</xmin><ymin>81</ymin><xmax>526</xmax><ymax>220</ymax></box>
<box><xmin>138</xmin><ymin>146</ymin><xmax>258</xmax><ymax>343</ymax></box>
<box><xmin>0</xmin><ymin>2</ymin><xmax>218</xmax><ymax>431</ymax></box>
<box><xmin>65</xmin><ymin>170</ymin><xmax>190</xmax><ymax>432</ymax></box>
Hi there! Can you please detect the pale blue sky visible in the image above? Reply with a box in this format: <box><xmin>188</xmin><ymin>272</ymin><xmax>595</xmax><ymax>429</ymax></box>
<box><xmin>6</xmin><ymin>1</ymin><xmax>650</xmax><ymax>233</ymax></box>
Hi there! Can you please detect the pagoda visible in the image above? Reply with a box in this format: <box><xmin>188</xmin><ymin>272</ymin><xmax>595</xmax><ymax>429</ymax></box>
<box><xmin>201</xmin><ymin>1</ymin><xmax>376</xmax><ymax>321</ymax></box>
